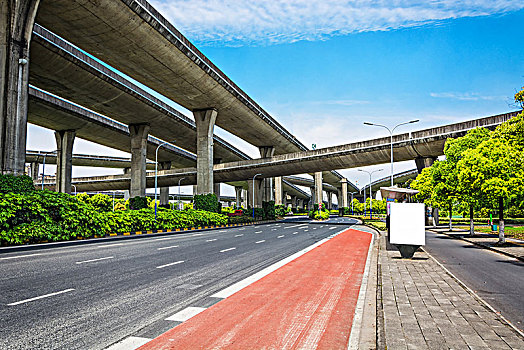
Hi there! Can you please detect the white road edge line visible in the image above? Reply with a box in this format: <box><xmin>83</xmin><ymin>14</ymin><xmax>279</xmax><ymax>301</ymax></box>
<box><xmin>220</xmin><ymin>247</ymin><xmax>236</xmax><ymax>253</ymax></box>
<box><xmin>347</xmin><ymin>230</ymin><xmax>375</xmax><ymax>349</ymax></box>
<box><xmin>7</xmin><ymin>288</ymin><xmax>75</xmax><ymax>306</ymax></box>
<box><xmin>157</xmin><ymin>245</ymin><xmax>179</xmax><ymax>251</ymax></box>
<box><xmin>156</xmin><ymin>260</ymin><xmax>184</xmax><ymax>269</ymax></box>
<box><xmin>0</xmin><ymin>253</ymin><xmax>42</xmax><ymax>261</ymax></box>
<box><xmin>75</xmin><ymin>256</ymin><xmax>114</xmax><ymax>265</ymax></box>
<box><xmin>206</xmin><ymin>239</ymin><xmax>217</xmax><ymax>242</ymax></box>
<box><xmin>105</xmin><ymin>336</ymin><xmax>151</xmax><ymax>350</ymax></box>
<box><xmin>255</xmin><ymin>240</ymin><xmax>265</xmax><ymax>244</ymax></box>
<box><xmin>165</xmin><ymin>306</ymin><xmax>207</xmax><ymax>322</ymax></box>
<box><xmin>212</xmin><ymin>228</ymin><xmax>349</xmax><ymax>299</ymax></box>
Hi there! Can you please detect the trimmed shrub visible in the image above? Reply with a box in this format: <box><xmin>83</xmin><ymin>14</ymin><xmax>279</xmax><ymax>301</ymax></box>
<box><xmin>275</xmin><ymin>204</ymin><xmax>287</xmax><ymax>217</ymax></box>
<box><xmin>0</xmin><ymin>174</ymin><xmax>35</xmax><ymax>194</ymax></box>
<box><xmin>194</xmin><ymin>193</ymin><xmax>219</xmax><ymax>213</ymax></box>
<box><xmin>129</xmin><ymin>196</ymin><xmax>148</xmax><ymax>210</ymax></box>
<box><xmin>262</xmin><ymin>201</ymin><xmax>275</xmax><ymax>220</ymax></box>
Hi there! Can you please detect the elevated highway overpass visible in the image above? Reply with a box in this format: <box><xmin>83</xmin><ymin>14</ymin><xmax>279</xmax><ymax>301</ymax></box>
<box><xmin>28</xmin><ymin>25</ymin><xmax>344</xmax><ymax>198</ymax></box>
<box><xmin>43</xmin><ymin>111</ymin><xmax>519</xmax><ymax>199</ymax></box>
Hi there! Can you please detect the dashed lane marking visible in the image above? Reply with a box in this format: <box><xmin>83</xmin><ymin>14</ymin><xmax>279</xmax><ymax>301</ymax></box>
<box><xmin>293</xmin><ymin>232</ymin><xmax>298</xmax><ymax>235</ymax></box>
<box><xmin>75</xmin><ymin>256</ymin><xmax>114</xmax><ymax>265</ymax></box>
<box><xmin>277</xmin><ymin>235</ymin><xmax>285</xmax><ymax>238</ymax></box>
<box><xmin>7</xmin><ymin>288</ymin><xmax>75</xmax><ymax>306</ymax></box>
<box><xmin>206</xmin><ymin>239</ymin><xmax>217</xmax><ymax>242</ymax></box>
<box><xmin>0</xmin><ymin>253</ymin><xmax>42</xmax><ymax>261</ymax></box>
<box><xmin>285</xmin><ymin>224</ymin><xmax>308</xmax><ymax>229</ymax></box>
<box><xmin>156</xmin><ymin>260</ymin><xmax>184</xmax><ymax>269</ymax></box>
<box><xmin>165</xmin><ymin>307</ymin><xmax>207</xmax><ymax>322</ymax></box>
<box><xmin>157</xmin><ymin>245</ymin><xmax>179</xmax><ymax>251</ymax></box>
<box><xmin>255</xmin><ymin>240</ymin><xmax>266</xmax><ymax>244</ymax></box>
<box><xmin>255</xmin><ymin>231</ymin><xmax>262</xmax><ymax>234</ymax></box>
<box><xmin>220</xmin><ymin>247</ymin><xmax>236</xmax><ymax>253</ymax></box>
<box><xmin>105</xmin><ymin>336</ymin><xmax>151</xmax><ymax>350</ymax></box>
<box><xmin>235</xmin><ymin>234</ymin><xmax>244</xmax><ymax>237</ymax></box>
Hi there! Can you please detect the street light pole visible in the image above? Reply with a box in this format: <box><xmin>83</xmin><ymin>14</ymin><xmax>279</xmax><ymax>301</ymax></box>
<box><xmin>363</xmin><ymin>120</ymin><xmax>419</xmax><ymax>186</ymax></box>
<box><xmin>358</xmin><ymin>169</ymin><xmax>383</xmax><ymax>219</ymax></box>
<box><xmin>155</xmin><ymin>140</ymin><xmax>174</xmax><ymax>220</ymax></box>
<box><xmin>177</xmin><ymin>177</ymin><xmax>185</xmax><ymax>210</ymax></box>
<box><xmin>252</xmin><ymin>173</ymin><xmax>262</xmax><ymax>218</ymax></box>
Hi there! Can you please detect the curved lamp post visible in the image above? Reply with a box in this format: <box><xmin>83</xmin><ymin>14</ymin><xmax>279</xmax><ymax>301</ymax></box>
<box><xmin>358</xmin><ymin>169</ymin><xmax>383</xmax><ymax>219</ymax></box>
<box><xmin>363</xmin><ymin>120</ymin><xmax>419</xmax><ymax>186</ymax></box>
<box><xmin>252</xmin><ymin>173</ymin><xmax>262</xmax><ymax>218</ymax></box>
<box><xmin>155</xmin><ymin>140</ymin><xmax>174</xmax><ymax>220</ymax></box>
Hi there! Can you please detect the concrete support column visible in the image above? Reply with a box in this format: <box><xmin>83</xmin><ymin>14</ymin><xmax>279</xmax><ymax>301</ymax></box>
<box><xmin>274</xmin><ymin>176</ymin><xmax>283</xmax><ymax>205</ymax></box>
<box><xmin>259</xmin><ymin>146</ymin><xmax>275</xmax><ymax>201</ymax></box>
<box><xmin>327</xmin><ymin>192</ymin><xmax>333</xmax><ymax>210</ymax></box>
<box><xmin>242</xmin><ymin>189</ymin><xmax>248</xmax><ymax>208</ymax></box>
<box><xmin>340</xmin><ymin>179</ymin><xmax>349</xmax><ymax>208</ymax></box>
<box><xmin>415</xmin><ymin>157</ymin><xmax>436</xmax><ymax>174</ymax></box>
<box><xmin>54</xmin><ymin>130</ymin><xmax>76</xmax><ymax>193</ymax></box>
<box><xmin>129</xmin><ymin>124</ymin><xmax>149</xmax><ymax>197</ymax></box>
<box><xmin>314</xmin><ymin>172</ymin><xmax>323</xmax><ymax>206</ymax></box>
<box><xmin>29</xmin><ymin>162</ymin><xmax>39</xmax><ymax>181</ymax></box>
<box><xmin>214</xmin><ymin>183</ymin><xmax>221</xmax><ymax>201</ymax></box>
<box><xmin>235</xmin><ymin>186</ymin><xmax>243</xmax><ymax>208</ymax></box>
<box><xmin>123</xmin><ymin>168</ymin><xmax>131</xmax><ymax>200</ymax></box>
<box><xmin>291</xmin><ymin>195</ymin><xmax>297</xmax><ymax>210</ymax></box>
<box><xmin>310</xmin><ymin>187</ymin><xmax>315</xmax><ymax>205</ymax></box>
<box><xmin>247</xmin><ymin>178</ymin><xmax>263</xmax><ymax>208</ymax></box>
<box><xmin>194</xmin><ymin>109</ymin><xmax>217</xmax><ymax>195</ymax></box>
<box><xmin>0</xmin><ymin>0</ymin><xmax>39</xmax><ymax>175</ymax></box>
<box><xmin>159</xmin><ymin>161</ymin><xmax>171</xmax><ymax>205</ymax></box>
<box><xmin>283</xmin><ymin>191</ymin><xmax>288</xmax><ymax>207</ymax></box>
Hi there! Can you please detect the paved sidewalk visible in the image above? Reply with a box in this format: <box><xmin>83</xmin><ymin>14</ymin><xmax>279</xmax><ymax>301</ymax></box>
<box><xmin>379</xmin><ymin>235</ymin><xmax>524</xmax><ymax>349</ymax></box>
<box><xmin>429</xmin><ymin>228</ymin><xmax>524</xmax><ymax>261</ymax></box>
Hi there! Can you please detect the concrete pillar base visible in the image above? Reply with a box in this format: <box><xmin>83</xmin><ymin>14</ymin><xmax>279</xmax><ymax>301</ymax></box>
<box><xmin>340</xmin><ymin>178</ymin><xmax>349</xmax><ymax>208</ymax></box>
<box><xmin>129</xmin><ymin>123</ymin><xmax>149</xmax><ymax>198</ymax></box>
<box><xmin>314</xmin><ymin>172</ymin><xmax>323</xmax><ymax>207</ymax></box>
<box><xmin>259</xmin><ymin>146</ymin><xmax>275</xmax><ymax>201</ymax></box>
<box><xmin>194</xmin><ymin>109</ymin><xmax>217</xmax><ymax>195</ymax></box>
<box><xmin>235</xmin><ymin>186</ymin><xmax>243</xmax><ymax>208</ymax></box>
<box><xmin>30</xmin><ymin>162</ymin><xmax>39</xmax><ymax>181</ymax></box>
<box><xmin>415</xmin><ymin>157</ymin><xmax>436</xmax><ymax>174</ymax></box>
<box><xmin>247</xmin><ymin>178</ymin><xmax>263</xmax><ymax>209</ymax></box>
<box><xmin>54</xmin><ymin>130</ymin><xmax>76</xmax><ymax>193</ymax></box>
<box><xmin>274</xmin><ymin>176</ymin><xmax>283</xmax><ymax>205</ymax></box>
<box><xmin>159</xmin><ymin>161</ymin><xmax>171</xmax><ymax>205</ymax></box>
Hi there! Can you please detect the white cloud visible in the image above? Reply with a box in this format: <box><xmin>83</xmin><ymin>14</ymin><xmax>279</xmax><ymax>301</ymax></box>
<box><xmin>430</xmin><ymin>92</ymin><xmax>507</xmax><ymax>101</ymax></box>
<box><xmin>150</xmin><ymin>0</ymin><xmax>523</xmax><ymax>46</ymax></box>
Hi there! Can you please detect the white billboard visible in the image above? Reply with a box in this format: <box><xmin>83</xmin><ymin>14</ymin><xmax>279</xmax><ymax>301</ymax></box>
<box><xmin>389</xmin><ymin>203</ymin><xmax>425</xmax><ymax>246</ymax></box>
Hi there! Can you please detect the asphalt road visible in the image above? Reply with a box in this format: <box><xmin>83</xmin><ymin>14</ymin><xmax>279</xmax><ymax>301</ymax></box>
<box><xmin>424</xmin><ymin>230</ymin><xmax>524</xmax><ymax>331</ymax></box>
<box><xmin>0</xmin><ymin>219</ymin><xmax>358</xmax><ymax>350</ymax></box>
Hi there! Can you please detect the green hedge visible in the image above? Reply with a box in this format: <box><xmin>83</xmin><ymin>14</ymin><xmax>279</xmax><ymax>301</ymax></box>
<box><xmin>0</xmin><ymin>174</ymin><xmax>35</xmax><ymax>194</ymax></box>
<box><xmin>129</xmin><ymin>196</ymin><xmax>149</xmax><ymax>210</ymax></box>
<box><xmin>0</xmin><ymin>191</ymin><xmax>228</xmax><ymax>246</ymax></box>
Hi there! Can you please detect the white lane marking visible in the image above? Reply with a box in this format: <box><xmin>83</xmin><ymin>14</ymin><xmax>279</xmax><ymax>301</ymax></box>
<box><xmin>255</xmin><ymin>231</ymin><xmax>262</xmax><ymax>234</ymax></box>
<box><xmin>75</xmin><ymin>256</ymin><xmax>114</xmax><ymax>265</ymax></box>
<box><xmin>190</xmin><ymin>233</ymin><xmax>204</xmax><ymax>237</ymax></box>
<box><xmin>304</xmin><ymin>230</ymin><xmax>309</xmax><ymax>232</ymax></box>
<box><xmin>220</xmin><ymin>247</ymin><xmax>236</xmax><ymax>253</ymax></box>
<box><xmin>348</xmin><ymin>231</ymin><xmax>374</xmax><ymax>349</ymax></box>
<box><xmin>157</xmin><ymin>245</ymin><xmax>179</xmax><ymax>251</ymax></box>
<box><xmin>285</xmin><ymin>224</ymin><xmax>307</xmax><ymax>229</ymax></box>
<box><xmin>212</xmin><ymin>228</ymin><xmax>347</xmax><ymax>299</ymax></box>
<box><xmin>206</xmin><ymin>239</ymin><xmax>217</xmax><ymax>242</ymax></box>
<box><xmin>7</xmin><ymin>288</ymin><xmax>75</xmax><ymax>306</ymax></box>
<box><xmin>329</xmin><ymin>227</ymin><xmax>337</xmax><ymax>230</ymax></box>
<box><xmin>277</xmin><ymin>235</ymin><xmax>285</xmax><ymax>238</ymax></box>
<box><xmin>293</xmin><ymin>232</ymin><xmax>298</xmax><ymax>235</ymax></box>
<box><xmin>156</xmin><ymin>260</ymin><xmax>184</xmax><ymax>269</ymax></box>
<box><xmin>255</xmin><ymin>240</ymin><xmax>266</xmax><ymax>244</ymax></box>
<box><xmin>165</xmin><ymin>307</ymin><xmax>207</xmax><ymax>322</ymax></box>
<box><xmin>96</xmin><ymin>243</ymin><xmax>125</xmax><ymax>248</ymax></box>
<box><xmin>105</xmin><ymin>336</ymin><xmax>151</xmax><ymax>350</ymax></box>
<box><xmin>235</xmin><ymin>234</ymin><xmax>244</xmax><ymax>237</ymax></box>
<box><xmin>219</xmin><ymin>230</ymin><xmax>227</xmax><ymax>233</ymax></box>
<box><xmin>0</xmin><ymin>253</ymin><xmax>42</xmax><ymax>261</ymax></box>
<box><xmin>271</xmin><ymin>229</ymin><xmax>277</xmax><ymax>231</ymax></box>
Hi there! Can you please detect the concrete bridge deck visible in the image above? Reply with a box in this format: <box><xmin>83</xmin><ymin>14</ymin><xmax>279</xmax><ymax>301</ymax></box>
<box><xmin>34</xmin><ymin>0</ymin><xmax>308</xmax><ymax>155</ymax></box>
<box><xmin>43</xmin><ymin>111</ymin><xmax>519</xmax><ymax>192</ymax></box>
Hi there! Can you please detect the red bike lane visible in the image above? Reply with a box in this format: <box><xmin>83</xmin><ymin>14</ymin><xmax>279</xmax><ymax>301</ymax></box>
<box><xmin>139</xmin><ymin>228</ymin><xmax>372</xmax><ymax>350</ymax></box>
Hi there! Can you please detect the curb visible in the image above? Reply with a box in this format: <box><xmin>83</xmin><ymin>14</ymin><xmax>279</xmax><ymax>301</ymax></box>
<box><xmin>0</xmin><ymin>220</ymin><xmax>276</xmax><ymax>254</ymax></box>
<box><xmin>428</xmin><ymin>229</ymin><xmax>524</xmax><ymax>262</ymax></box>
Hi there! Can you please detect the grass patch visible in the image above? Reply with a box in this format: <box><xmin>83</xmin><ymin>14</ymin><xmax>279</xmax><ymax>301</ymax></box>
<box><xmin>456</xmin><ymin>225</ymin><xmax>524</xmax><ymax>240</ymax></box>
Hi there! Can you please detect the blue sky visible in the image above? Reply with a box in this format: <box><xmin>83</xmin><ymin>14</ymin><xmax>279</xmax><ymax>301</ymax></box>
<box><xmin>28</xmin><ymin>1</ymin><xmax>524</xmax><ymax>197</ymax></box>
